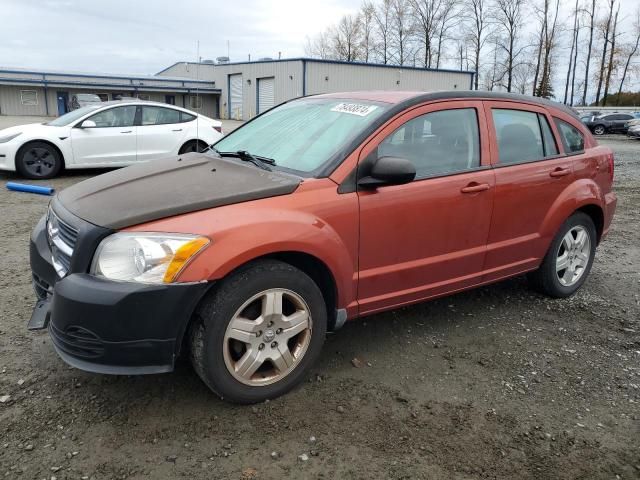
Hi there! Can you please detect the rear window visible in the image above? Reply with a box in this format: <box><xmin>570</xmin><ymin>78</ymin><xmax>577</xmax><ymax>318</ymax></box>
<box><xmin>492</xmin><ymin>109</ymin><xmax>558</xmax><ymax>165</ymax></box>
<box><xmin>554</xmin><ymin>119</ymin><xmax>585</xmax><ymax>154</ymax></box>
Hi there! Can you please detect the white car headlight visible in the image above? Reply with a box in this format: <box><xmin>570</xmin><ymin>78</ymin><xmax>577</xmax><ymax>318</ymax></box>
<box><xmin>0</xmin><ymin>132</ymin><xmax>21</xmax><ymax>144</ymax></box>
<box><xmin>91</xmin><ymin>233</ymin><xmax>209</xmax><ymax>284</ymax></box>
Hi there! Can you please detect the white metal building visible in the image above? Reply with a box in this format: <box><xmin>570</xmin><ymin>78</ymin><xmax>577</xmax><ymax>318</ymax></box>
<box><xmin>0</xmin><ymin>68</ymin><xmax>220</xmax><ymax>118</ymax></box>
<box><xmin>157</xmin><ymin>58</ymin><xmax>475</xmax><ymax>121</ymax></box>
<box><xmin>0</xmin><ymin>59</ymin><xmax>473</xmax><ymax>120</ymax></box>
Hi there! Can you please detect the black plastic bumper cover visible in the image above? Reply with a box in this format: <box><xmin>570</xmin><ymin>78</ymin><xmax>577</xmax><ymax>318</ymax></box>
<box><xmin>29</xmin><ymin>213</ymin><xmax>210</xmax><ymax>375</ymax></box>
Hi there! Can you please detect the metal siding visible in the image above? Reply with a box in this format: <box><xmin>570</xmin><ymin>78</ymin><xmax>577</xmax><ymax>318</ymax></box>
<box><xmin>304</xmin><ymin>62</ymin><xmax>472</xmax><ymax>95</ymax></box>
<box><xmin>0</xmin><ymin>85</ymin><xmax>48</xmax><ymax>115</ymax></box>
<box><xmin>257</xmin><ymin>77</ymin><xmax>275</xmax><ymax>113</ymax></box>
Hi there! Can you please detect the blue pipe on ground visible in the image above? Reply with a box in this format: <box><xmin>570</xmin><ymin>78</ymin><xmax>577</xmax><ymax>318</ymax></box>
<box><xmin>6</xmin><ymin>182</ymin><xmax>55</xmax><ymax>196</ymax></box>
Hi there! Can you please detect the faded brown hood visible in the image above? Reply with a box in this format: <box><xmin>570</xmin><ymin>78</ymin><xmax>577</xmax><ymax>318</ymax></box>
<box><xmin>57</xmin><ymin>153</ymin><xmax>301</xmax><ymax>229</ymax></box>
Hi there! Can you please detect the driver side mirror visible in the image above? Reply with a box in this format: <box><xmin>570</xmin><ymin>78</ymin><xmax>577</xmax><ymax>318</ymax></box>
<box><xmin>358</xmin><ymin>156</ymin><xmax>416</xmax><ymax>188</ymax></box>
<box><xmin>79</xmin><ymin>119</ymin><xmax>96</xmax><ymax>128</ymax></box>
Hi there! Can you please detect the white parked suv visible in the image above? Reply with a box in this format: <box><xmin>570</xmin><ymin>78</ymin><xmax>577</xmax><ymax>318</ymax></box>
<box><xmin>0</xmin><ymin>100</ymin><xmax>223</xmax><ymax>179</ymax></box>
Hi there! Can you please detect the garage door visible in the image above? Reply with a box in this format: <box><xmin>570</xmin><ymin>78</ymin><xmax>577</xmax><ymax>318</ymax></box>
<box><xmin>257</xmin><ymin>77</ymin><xmax>275</xmax><ymax>114</ymax></box>
<box><xmin>229</xmin><ymin>74</ymin><xmax>243</xmax><ymax>120</ymax></box>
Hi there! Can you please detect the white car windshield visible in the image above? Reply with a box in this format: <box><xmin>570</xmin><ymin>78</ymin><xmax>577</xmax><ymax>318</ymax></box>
<box><xmin>213</xmin><ymin>98</ymin><xmax>387</xmax><ymax>174</ymax></box>
<box><xmin>46</xmin><ymin>105</ymin><xmax>104</xmax><ymax>126</ymax></box>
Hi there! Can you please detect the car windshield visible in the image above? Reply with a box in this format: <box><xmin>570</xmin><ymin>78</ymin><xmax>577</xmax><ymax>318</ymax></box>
<box><xmin>212</xmin><ymin>98</ymin><xmax>387</xmax><ymax>174</ymax></box>
<box><xmin>46</xmin><ymin>105</ymin><xmax>104</xmax><ymax>126</ymax></box>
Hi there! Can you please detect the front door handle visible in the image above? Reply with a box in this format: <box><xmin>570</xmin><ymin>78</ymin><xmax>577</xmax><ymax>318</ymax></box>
<box><xmin>549</xmin><ymin>167</ymin><xmax>570</xmax><ymax>177</ymax></box>
<box><xmin>120</xmin><ymin>130</ymin><xmax>133</xmax><ymax>134</ymax></box>
<box><xmin>461</xmin><ymin>182</ymin><xmax>490</xmax><ymax>193</ymax></box>
<box><xmin>172</xmin><ymin>128</ymin><xmax>183</xmax><ymax>132</ymax></box>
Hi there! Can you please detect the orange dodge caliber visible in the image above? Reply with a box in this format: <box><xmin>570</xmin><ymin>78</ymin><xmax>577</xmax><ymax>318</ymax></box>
<box><xmin>29</xmin><ymin>91</ymin><xmax>617</xmax><ymax>403</ymax></box>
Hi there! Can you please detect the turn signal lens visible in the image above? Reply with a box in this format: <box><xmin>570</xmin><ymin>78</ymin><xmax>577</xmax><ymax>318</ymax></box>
<box><xmin>163</xmin><ymin>237</ymin><xmax>210</xmax><ymax>283</ymax></box>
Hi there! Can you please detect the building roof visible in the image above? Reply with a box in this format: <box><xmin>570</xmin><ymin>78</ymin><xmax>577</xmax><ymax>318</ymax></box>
<box><xmin>156</xmin><ymin>57</ymin><xmax>475</xmax><ymax>76</ymax></box>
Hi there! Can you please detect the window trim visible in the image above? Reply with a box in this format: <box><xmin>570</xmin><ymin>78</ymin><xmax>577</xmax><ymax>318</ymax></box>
<box><xmin>553</xmin><ymin>117</ymin><xmax>585</xmax><ymax>156</ymax></box>
<box><xmin>20</xmin><ymin>89</ymin><xmax>38</xmax><ymax>106</ymax></box>
<box><xmin>139</xmin><ymin>105</ymin><xmax>185</xmax><ymax>126</ymax></box>
<box><xmin>84</xmin><ymin>105</ymin><xmax>138</xmax><ymax>128</ymax></box>
<box><xmin>487</xmin><ymin>102</ymin><xmax>565</xmax><ymax>167</ymax></box>
<box><xmin>337</xmin><ymin>100</ymin><xmax>490</xmax><ymax>193</ymax></box>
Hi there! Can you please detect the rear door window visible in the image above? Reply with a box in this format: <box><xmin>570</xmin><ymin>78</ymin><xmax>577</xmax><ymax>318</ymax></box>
<box><xmin>492</xmin><ymin>109</ymin><xmax>558</xmax><ymax>165</ymax></box>
<box><xmin>141</xmin><ymin>106</ymin><xmax>182</xmax><ymax>125</ymax></box>
<box><xmin>378</xmin><ymin>108</ymin><xmax>480</xmax><ymax>179</ymax></box>
<box><xmin>554</xmin><ymin>119</ymin><xmax>585</xmax><ymax>154</ymax></box>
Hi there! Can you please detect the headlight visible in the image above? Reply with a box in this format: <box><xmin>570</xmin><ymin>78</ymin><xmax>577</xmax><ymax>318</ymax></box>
<box><xmin>91</xmin><ymin>233</ymin><xmax>209</xmax><ymax>284</ymax></box>
<box><xmin>0</xmin><ymin>132</ymin><xmax>21</xmax><ymax>144</ymax></box>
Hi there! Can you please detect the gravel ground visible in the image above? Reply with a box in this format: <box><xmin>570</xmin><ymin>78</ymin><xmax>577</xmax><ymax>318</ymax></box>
<box><xmin>0</xmin><ymin>135</ymin><xmax>638</xmax><ymax>479</ymax></box>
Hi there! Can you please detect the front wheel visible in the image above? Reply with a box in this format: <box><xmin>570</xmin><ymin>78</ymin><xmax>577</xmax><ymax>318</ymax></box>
<box><xmin>16</xmin><ymin>141</ymin><xmax>63</xmax><ymax>179</ymax></box>
<box><xmin>189</xmin><ymin>260</ymin><xmax>327</xmax><ymax>404</ymax></box>
<box><xmin>592</xmin><ymin>125</ymin><xmax>606</xmax><ymax>135</ymax></box>
<box><xmin>527</xmin><ymin>212</ymin><xmax>597</xmax><ymax>298</ymax></box>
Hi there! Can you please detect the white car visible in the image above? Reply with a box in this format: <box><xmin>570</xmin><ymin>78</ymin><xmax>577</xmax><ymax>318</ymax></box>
<box><xmin>0</xmin><ymin>100</ymin><xmax>223</xmax><ymax>179</ymax></box>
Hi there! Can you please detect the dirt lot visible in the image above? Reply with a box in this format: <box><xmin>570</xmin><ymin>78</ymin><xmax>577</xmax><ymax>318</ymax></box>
<box><xmin>0</xmin><ymin>136</ymin><xmax>638</xmax><ymax>480</ymax></box>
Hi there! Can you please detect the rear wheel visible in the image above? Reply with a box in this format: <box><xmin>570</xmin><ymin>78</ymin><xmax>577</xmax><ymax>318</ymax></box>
<box><xmin>16</xmin><ymin>141</ymin><xmax>63</xmax><ymax>179</ymax></box>
<box><xmin>527</xmin><ymin>212</ymin><xmax>597</xmax><ymax>298</ymax></box>
<box><xmin>179</xmin><ymin>140</ymin><xmax>208</xmax><ymax>154</ymax></box>
<box><xmin>189</xmin><ymin>260</ymin><xmax>327</xmax><ymax>404</ymax></box>
<box><xmin>592</xmin><ymin>125</ymin><xmax>606</xmax><ymax>135</ymax></box>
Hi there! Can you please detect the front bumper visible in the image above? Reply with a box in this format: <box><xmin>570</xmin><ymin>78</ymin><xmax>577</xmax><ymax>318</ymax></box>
<box><xmin>29</xmin><ymin>207</ymin><xmax>210</xmax><ymax>375</ymax></box>
<box><xmin>0</xmin><ymin>142</ymin><xmax>18</xmax><ymax>172</ymax></box>
<box><xmin>627</xmin><ymin>129</ymin><xmax>640</xmax><ymax>138</ymax></box>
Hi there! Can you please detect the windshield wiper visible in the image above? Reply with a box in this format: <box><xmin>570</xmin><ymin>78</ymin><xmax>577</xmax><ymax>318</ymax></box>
<box><xmin>214</xmin><ymin>149</ymin><xmax>276</xmax><ymax>171</ymax></box>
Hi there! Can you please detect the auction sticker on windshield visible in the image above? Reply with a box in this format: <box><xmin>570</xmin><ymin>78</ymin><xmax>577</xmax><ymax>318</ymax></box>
<box><xmin>330</xmin><ymin>103</ymin><xmax>379</xmax><ymax>116</ymax></box>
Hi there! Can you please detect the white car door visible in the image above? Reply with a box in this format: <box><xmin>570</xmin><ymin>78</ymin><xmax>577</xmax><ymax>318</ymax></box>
<box><xmin>136</xmin><ymin>106</ymin><xmax>189</xmax><ymax>162</ymax></box>
<box><xmin>70</xmin><ymin>105</ymin><xmax>138</xmax><ymax>166</ymax></box>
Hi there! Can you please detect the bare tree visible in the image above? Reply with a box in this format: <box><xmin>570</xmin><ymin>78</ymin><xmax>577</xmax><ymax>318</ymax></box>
<box><xmin>435</xmin><ymin>0</ymin><xmax>461</xmax><ymax>68</ymax></box>
<box><xmin>563</xmin><ymin>0</ymin><xmax>579</xmax><ymax>104</ymax></box>
<box><xmin>464</xmin><ymin>0</ymin><xmax>490</xmax><ymax>89</ymax></box>
<box><xmin>616</xmin><ymin>7</ymin><xmax>640</xmax><ymax>103</ymax></box>
<box><xmin>373</xmin><ymin>0</ymin><xmax>394</xmax><ymax>63</ymax></box>
<box><xmin>535</xmin><ymin>0</ymin><xmax>560</xmax><ymax>99</ymax></box>
<box><xmin>390</xmin><ymin>0</ymin><xmax>415</xmax><ymax>65</ymax></box>
<box><xmin>304</xmin><ymin>31</ymin><xmax>332</xmax><ymax>60</ymax></box>
<box><xmin>360</xmin><ymin>2</ymin><xmax>377</xmax><ymax>62</ymax></box>
<box><xmin>410</xmin><ymin>0</ymin><xmax>441</xmax><ymax>67</ymax></box>
<box><xmin>493</xmin><ymin>0</ymin><xmax>526</xmax><ymax>92</ymax></box>
<box><xmin>595</xmin><ymin>0</ymin><xmax>616</xmax><ymax>105</ymax></box>
<box><xmin>331</xmin><ymin>14</ymin><xmax>363</xmax><ymax>62</ymax></box>
<box><xmin>582</xmin><ymin>0</ymin><xmax>597</xmax><ymax>105</ymax></box>
<box><xmin>602</xmin><ymin>3</ymin><xmax>619</xmax><ymax>105</ymax></box>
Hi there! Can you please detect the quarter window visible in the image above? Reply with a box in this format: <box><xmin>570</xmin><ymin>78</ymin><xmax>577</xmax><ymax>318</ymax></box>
<box><xmin>554</xmin><ymin>118</ymin><xmax>585</xmax><ymax>154</ymax></box>
<box><xmin>87</xmin><ymin>106</ymin><xmax>137</xmax><ymax>127</ymax></box>
<box><xmin>378</xmin><ymin>108</ymin><xmax>480</xmax><ymax>179</ymax></box>
<box><xmin>492</xmin><ymin>109</ymin><xmax>558</xmax><ymax>165</ymax></box>
<box><xmin>141</xmin><ymin>106</ymin><xmax>181</xmax><ymax>125</ymax></box>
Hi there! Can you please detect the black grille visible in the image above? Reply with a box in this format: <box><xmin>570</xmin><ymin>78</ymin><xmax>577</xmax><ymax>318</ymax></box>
<box><xmin>49</xmin><ymin>323</ymin><xmax>105</xmax><ymax>359</ymax></box>
<box><xmin>32</xmin><ymin>273</ymin><xmax>52</xmax><ymax>300</ymax></box>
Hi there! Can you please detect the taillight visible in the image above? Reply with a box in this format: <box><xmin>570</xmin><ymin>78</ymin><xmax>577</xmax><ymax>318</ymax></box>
<box><xmin>606</xmin><ymin>152</ymin><xmax>614</xmax><ymax>182</ymax></box>
<box><xmin>213</xmin><ymin>126</ymin><xmax>222</xmax><ymax>133</ymax></box>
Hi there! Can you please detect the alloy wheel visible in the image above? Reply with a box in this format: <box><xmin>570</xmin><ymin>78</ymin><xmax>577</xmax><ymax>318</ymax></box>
<box><xmin>23</xmin><ymin>147</ymin><xmax>56</xmax><ymax>177</ymax></box>
<box><xmin>556</xmin><ymin>226</ymin><xmax>591</xmax><ymax>287</ymax></box>
<box><xmin>223</xmin><ymin>289</ymin><xmax>312</xmax><ymax>386</ymax></box>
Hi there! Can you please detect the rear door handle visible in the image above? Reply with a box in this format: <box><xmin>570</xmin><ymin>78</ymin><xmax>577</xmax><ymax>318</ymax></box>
<box><xmin>172</xmin><ymin>129</ymin><xmax>183</xmax><ymax>132</ymax></box>
<box><xmin>549</xmin><ymin>167</ymin><xmax>570</xmax><ymax>177</ymax></box>
<box><xmin>460</xmin><ymin>182</ymin><xmax>490</xmax><ymax>193</ymax></box>
<box><xmin>120</xmin><ymin>130</ymin><xmax>133</xmax><ymax>134</ymax></box>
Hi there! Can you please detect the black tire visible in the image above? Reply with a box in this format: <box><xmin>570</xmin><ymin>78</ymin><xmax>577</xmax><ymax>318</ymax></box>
<box><xmin>527</xmin><ymin>212</ymin><xmax>597</xmax><ymax>298</ymax></box>
<box><xmin>189</xmin><ymin>259</ymin><xmax>327</xmax><ymax>404</ymax></box>
<box><xmin>179</xmin><ymin>140</ymin><xmax>208</xmax><ymax>154</ymax></box>
<box><xmin>16</xmin><ymin>141</ymin><xmax>63</xmax><ymax>179</ymax></box>
<box><xmin>592</xmin><ymin>125</ymin><xmax>606</xmax><ymax>136</ymax></box>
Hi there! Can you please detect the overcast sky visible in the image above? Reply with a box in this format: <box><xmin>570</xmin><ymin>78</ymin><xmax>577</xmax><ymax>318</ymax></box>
<box><xmin>1</xmin><ymin>0</ymin><xmax>638</xmax><ymax>77</ymax></box>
